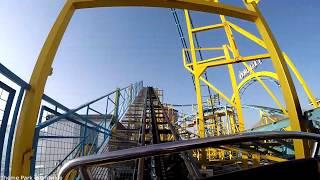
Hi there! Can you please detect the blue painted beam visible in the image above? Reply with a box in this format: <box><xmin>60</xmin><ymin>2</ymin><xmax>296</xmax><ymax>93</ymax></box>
<box><xmin>0</xmin><ymin>62</ymin><xmax>30</xmax><ymax>89</ymax></box>
<box><xmin>4</xmin><ymin>88</ymin><xmax>24</xmax><ymax>177</ymax></box>
<box><xmin>42</xmin><ymin>94</ymin><xmax>69</xmax><ymax>112</ymax></box>
<box><xmin>45</xmin><ymin>140</ymin><xmax>84</xmax><ymax>179</ymax></box>
<box><xmin>0</xmin><ymin>81</ymin><xmax>15</xmax><ymax>177</ymax></box>
<box><xmin>36</xmin><ymin>106</ymin><xmax>110</xmax><ymax>133</ymax></box>
<box><xmin>38</xmin><ymin>106</ymin><xmax>110</xmax><ymax>135</ymax></box>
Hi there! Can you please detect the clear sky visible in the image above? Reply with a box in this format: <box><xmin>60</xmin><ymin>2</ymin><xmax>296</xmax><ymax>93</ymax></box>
<box><xmin>1</xmin><ymin>0</ymin><xmax>320</xmax><ymax>128</ymax></box>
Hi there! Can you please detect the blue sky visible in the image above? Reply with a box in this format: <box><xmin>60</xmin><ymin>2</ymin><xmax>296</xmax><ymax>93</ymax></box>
<box><xmin>1</xmin><ymin>0</ymin><xmax>320</xmax><ymax>128</ymax></box>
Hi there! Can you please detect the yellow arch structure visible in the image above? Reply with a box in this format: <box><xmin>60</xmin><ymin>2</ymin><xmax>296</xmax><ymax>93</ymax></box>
<box><xmin>232</xmin><ymin>68</ymin><xmax>316</xmax><ymax>116</ymax></box>
<box><xmin>232</xmin><ymin>71</ymin><xmax>278</xmax><ymax>101</ymax></box>
<box><xmin>236</xmin><ymin>71</ymin><xmax>278</xmax><ymax>95</ymax></box>
<box><xmin>11</xmin><ymin>0</ymin><xmax>313</xmax><ymax>176</ymax></box>
<box><xmin>231</xmin><ymin>71</ymin><xmax>289</xmax><ymax>115</ymax></box>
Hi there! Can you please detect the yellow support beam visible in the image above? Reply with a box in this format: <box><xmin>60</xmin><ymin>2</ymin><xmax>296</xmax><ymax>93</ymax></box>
<box><xmin>199</xmin><ymin>76</ymin><xmax>235</xmax><ymax>107</ymax></box>
<box><xmin>196</xmin><ymin>55</ymin><xmax>256</xmax><ymax>68</ymax></box>
<box><xmin>220</xmin><ymin>11</ymin><xmax>245</xmax><ymax>131</ymax></box>
<box><xmin>184</xmin><ymin>47</ymin><xmax>224</xmax><ymax>51</ymax></box>
<box><xmin>72</xmin><ymin>0</ymin><xmax>258</xmax><ymax>22</ymax></box>
<box><xmin>197</xmin><ymin>56</ymin><xmax>226</xmax><ymax>65</ymax></box>
<box><xmin>224</xmin><ymin>45</ymin><xmax>245</xmax><ymax>131</ymax></box>
<box><xmin>283</xmin><ymin>52</ymin><xmax>318</xmax><ymax>108</ymax></box>
<box><xmin>11</xmin><ymin>1</ymin><xmax>75</xmax><ymax>176</ymax></box>
<box><xmin>238</xmin><ymin>53</ymin><xmax>270</xmax><ymax>61</ymax></box>
<box><xmin>229</xmin><ymin>112</ymin><xmax>238</xmax><ymax>133</ymax></box>
<box><xmin>220</xmin><ymin>14</ymin><xmax>240</xmax><ymax>59</ymax></box>
<box><xmin>228</xmin><ymin>21</ymin><xmax>266</xmax><ymax>48</ymax></box>
<box><xmin>186</xmin><ymin>56</ymin><xmax>225</xmax><ymax>67</ymax></box>
<box><xmin>191</xmin><ymin>23</ymin><xmax>224</xmax><ymax>33</ymax></box>
<box><xmin>245</xmin><ymin>1</ymin><xmax>309</xmax><ymax>159</ymax></box>
<box><xmin>184</xmin><ymin>10</ymin><xmax>206</xmax><ymax>139</ymax></box>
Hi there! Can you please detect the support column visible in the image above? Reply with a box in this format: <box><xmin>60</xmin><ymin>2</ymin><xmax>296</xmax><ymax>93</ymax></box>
<box><xmin>245</xmin><ymin>1</ymin><xmax>310</xmax><ymax>159</ymax></box>
<box><xmin>111</xmin><ymin>88</ymin><xmax>120</xmax><ymax>127</ymax></box>
<box><xmin>184</xmin><ymin>10</ymin><xmax>206</xmax><ymax>139</ymax></box>
<box><xmin>11</xmin><ymin>1</ymin><xmax>75</xmax><ymax>176</ymax></box>
<box><xmin>184</xmin><ymin>10</ymin><xmax>207</xmax><ymax>167</ymax></box>
<box><xmin>283</xmin><ymin>53</ymin><xmax>318</xmax><ymax>108</ymax></box>
<box><xmin>224</xmin><ymin>46</ymin><xmax>245</xmax><ymax>131</ymax></box>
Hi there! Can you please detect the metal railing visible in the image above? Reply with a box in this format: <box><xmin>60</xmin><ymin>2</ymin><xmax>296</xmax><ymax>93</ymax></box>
<box><xmin>0</xmin><ymin>62</ymin><xmax>143</xmax><ymax>178</ymax></box>
<box><xmin>0</xmin><ymin>63</ymin><xmax>30</xmax><ymax>177</ymax></box>
<box><xmin>58</xmin><ymin>131</ymin><xmax>320</xmax><ymax>179</ymax></box>
<box><xmin>31</xmin><ymin>81</ymin><xmax>143</xmax><ymax>178</ymax></box>
<box><xmin>0</xmin><ymin>81</ymin><xmax>15</xmax><ymax>176</ymax></box>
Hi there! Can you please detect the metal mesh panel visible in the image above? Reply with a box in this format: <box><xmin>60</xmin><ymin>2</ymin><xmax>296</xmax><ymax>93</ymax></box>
<box><xmin>0</xmin><ymin>88</ymin><xmax>9</xmax><ymax>175</ymax></box>
<box><xmin>34</xmin><ymin>110</ymin><xmax>82</xmax><ymax>178</ymax></box>
<box><xmin>31</xmin><ymin>81</ymin><xmax>143</xmax><ymax>179</ymax></box>
<box><xmin>34</xmin><ymin>111</ymin><xmax>111</xmax><ymax>178</ymax></box>
<box><xmin>0</xmin><ymin>88</ymin><xmax>9</xmax><ymax>122</ymax></box>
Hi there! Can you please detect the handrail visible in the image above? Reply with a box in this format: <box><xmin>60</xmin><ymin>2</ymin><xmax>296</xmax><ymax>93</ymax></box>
<box><xmin>42</xmin><ymin>94</ymin><xmax>70</xmax><ymax>112</ymax></box>
<box><xmin>59</xmin><ymin>131</ymin><xmax>320</xmax><ymax>178</ymax></box>
<box><xmin>31</xmin><ymin>81</ymin><xmax>143</xmax><ymax>177</ymax></box>
<box><xmin>0</xmin><ymin>62</ymin><xmax>30</xmax><ymax>89</ymax></box>
<box><xmin>0</xmin><ymin>62</ymin><xmax>75</xmax><ymax>177</ymax></box>
<box><xmin>0</xmin><ymin>62</ymin><xmax>143</xmax><ymax>177</ymax></box>
<box><xmin>36</xmin><ymin>81</ymin><xmax>142</xmax><ymax>130</ymax></box>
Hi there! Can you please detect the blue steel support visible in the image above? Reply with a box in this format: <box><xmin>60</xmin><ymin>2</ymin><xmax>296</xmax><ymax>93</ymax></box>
<box><xmin>104</xmin><ymin>100</ymin><xmax>109</xmax><ymax>140</ymax></box>
<box><xmin>110</xmin><ymin>88</ymin><xmax>120</xmax><ymax>128</ymax></box>
<box><xmin>82</xmin><ymin>106</ymin><xmax>90</xmax><ymax>156</ymax></box>
<box><xmin>88</xmin><ymin>107</ymin><xmax>103</xmax><ymax>115</ymax></box>
<box><xmin>45</xmin><ymin>140</ymin><xmax>84</xmax><ymax>179</ymax></box>
<box><xmin>30</xmin><ymin>105</ymin><xmax>110</xmax><ymax>177</ymax></box>
<box><xmin>0</xmin><ymin>63</ymin><xmax>30</xmax><ymax>89</ymax></box>
<box><xmin>38</xmin><ymin>106</ymin><xmax>110</xmax><ymax>136</ymax></box>
<box><xmin>0</xmin><ymin>63</ymin><xmax>30</xmax><ymax>176</ymax></box>
<box><xmin>118</xmin><ymin>101</ymin><xmax>132</xmax><ymax>123</ymax></box>
<box><xmin>42</xmin><ymin>94</ymin><xmax>69</xmax><ymax>112</ymax></box>
<box><xmin>96</xmin><ymin>136</ymin><xmax>109</xmax><ymax>153</ymax></box>
<box><xmin>1</xmin><ymin>60</ymin><xmax>141</xmax><ymax>177</ymax></box>
<box><xmin>0</xmin><ymin>63</ymin><xmax>65</xmax><ymax>177</ymax></box>
<box><xmin>87</xmin><ymin>131</ymin><xmax>99</xmax><ymax>155</ymax></box>
<box><xmin>37</xmin><ymin>83</ymin><xmax>142</xmax><ymax>132</ymax></box>
<box><xmin>4</xmin><ymin>88</ymin><xmax>24</xmax><ymax>177</ymax></box>
<box><xmin>30</xmin><ymin>105</ymin><xmax>45</xmax><ymax>178</ymax></box>
<box><xmin>0</xmin><ymin>64</ymin><xmax>143</xmax><ymax>178</ymax></box>
<box><xmin>0</xmin><ymin>81</ymin><xmax>16</xmax><ymax>177</ymax></box>
<box><xmin>36</xmin><ymin>109</ymin><xmax>110</xmax><ymax>133</ymax></box>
